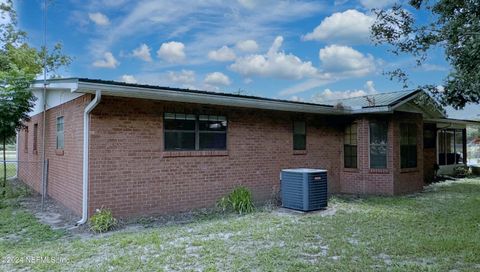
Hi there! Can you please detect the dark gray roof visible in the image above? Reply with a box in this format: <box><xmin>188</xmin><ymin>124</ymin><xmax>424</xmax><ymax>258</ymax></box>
<box><xmin>322</xmin><ymin>90</ymin><xmax>421</xmax><ymax>109</ymax></box>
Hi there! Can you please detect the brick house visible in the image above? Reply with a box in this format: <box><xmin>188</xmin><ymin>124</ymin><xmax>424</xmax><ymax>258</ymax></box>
<box><xmin>17</xmin><ymin>78</ymin><xmax>476</xmax><ymax>221</ymax></box>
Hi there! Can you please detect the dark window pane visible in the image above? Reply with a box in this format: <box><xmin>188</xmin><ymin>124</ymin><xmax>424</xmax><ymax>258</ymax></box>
<box><xmin>164</xmin><ymin>132</ymin><xmax>195</xmax><ymax>150</ymax></box>
<box><xmin>294</xmin><ymin>121</ymin><xmax>306</xmax><ymax>134</ymax></box>
<box><xmin>370</xmin><ymin>121</ymin><xmax>388</xmax><ymax>168</ymax></box>
<box><xmin>370</xmin><ymin>122</ymin><xmax>388</xmax><ymax>145</ymax></box>
<box><xmin>164</xmin><ymin>119</ymin><xmax>196</xmax><ymax>130</ymax></box>
<box><xmin>199</xmin><ymin>132</ymin><xmax>226</xmax><ymax>150</ymax></box>
<box><xmin>199</xmin><ymin>120</ymin><xmax>227</xmax><ymax>132</ymax></box>
<box><xmin>293</xmin><ymin>121</ymin><xmax>306</xmax><ymax>150</ymax></box>
<box><xmin>294</xmin><ymin>134</ymin><xmax>306</xmax><ymax>150</ymax></box>
<box><xmin>370</xmin><ymin>145</ymin><xmax>387</xmax><ymax>168</ymax></box>
<box><xmin>344</xmin><ymin>145</ymin><xmax>357</xmax><ymax>168</ymax></box>
<box><xmin>400</xmin><ymin>123</ymin><xmax>417</xmax><ymax>168</ymax></box>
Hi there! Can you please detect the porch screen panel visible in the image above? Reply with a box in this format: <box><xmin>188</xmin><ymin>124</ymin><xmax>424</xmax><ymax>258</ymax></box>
<box><xmin>455</xmin><ymin>129</ymin><xmax>464</xmax><ymax>164</ymax></box>
<box><xmin>438</xmin><ymin>129</ymin><xmax>465</xmax><ymax>165</ymax></box>
<box><xmin>370</xmin><ymin>121</ymin><xmax>388</xmax><ymax>169</ymax></box>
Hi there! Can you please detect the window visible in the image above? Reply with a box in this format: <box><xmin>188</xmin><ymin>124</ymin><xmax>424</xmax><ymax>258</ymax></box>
<box><xmin>24</xmin><ymin>127</ymin><xmax>28</xmax><ymax>153</ymax></box>
<box><xmin>370</xmin><ymin>121</ymin><xmax>388</xmax><ymax>169</ymax></box>
<box><xmin>438</xmin><ymin>129</ymin><xmax>465</xmax><ymax>165</ymax></box>
<box><xmin>164</xmin><ymin>113</ymin><xmax>227</xmax><ymax>151</ymax></box>
<box><xmin>400</xmin><ymin>123</ymin><xmax>417</xmax><ymax>168</ymax></box>
<box><xmin>56</xmin><ymin>116</ymin><xmax>64</xmax><ymax>150</ymax></box>
<box><xmin>344</xmin><ymin>123</ymin><xmax>357</xmax><ymax>168</ymax></box>
<box><xmin>423</xmin><ymin>124</ymin><xmax>436</xmax><ymax>148</ymax></box>
<box><xmin>33</xmin><ymin>123</ymin><xmax>38</xmax><ymax>152</ymax></box>
<box><xmin>293</xmin><ymin>121</ymin><xmax>306</xmax><ymax>150</ymax></box>
<box><xmin>199</xmin><ymin>115</ymin><xmax>227</xmax><ymax>150</ymax></box>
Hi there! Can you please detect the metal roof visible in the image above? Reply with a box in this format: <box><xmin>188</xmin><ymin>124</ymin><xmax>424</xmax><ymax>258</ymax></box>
<box><xmin>30</xmin><ymin>78</ymin><xmax>447</xmax><ymax>117</ymax></box>
<box><xmin>322</xmin><ymin>90</ymin><xmax>421</xmax><ymax>109</ymax></box>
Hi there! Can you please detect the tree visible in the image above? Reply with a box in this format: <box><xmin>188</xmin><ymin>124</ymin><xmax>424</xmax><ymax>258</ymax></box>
<box><xmin>0</xmin><ymin>0</ymin><xmax>71</xmax><ymax>196</ymax></box>
<box><xmin>371</xmin><ymin>0</ymin><xmax>480</xmax><ymax>109</ymax></box>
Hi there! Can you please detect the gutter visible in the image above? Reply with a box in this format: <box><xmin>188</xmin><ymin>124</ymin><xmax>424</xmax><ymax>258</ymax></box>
<box><xmin>76</xmin><ymin>81</ymin><xmax>343</xmax><ymax>115</ymax></box>
<box><xmin>77</xmin><ymin>90</ymin><xmax>101</xmax><ymax>225</ymax></box>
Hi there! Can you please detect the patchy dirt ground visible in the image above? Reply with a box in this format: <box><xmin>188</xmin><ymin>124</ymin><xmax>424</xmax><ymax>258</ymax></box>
<box><xmin>1</xmin><ymin>178</ymin><xmax>480</xmax><ymax>271</ymax></box>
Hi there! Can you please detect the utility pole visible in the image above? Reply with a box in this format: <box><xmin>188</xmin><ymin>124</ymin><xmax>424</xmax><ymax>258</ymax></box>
<box><xmin>41</xmin><ymin>0</ymin><xmax>48</xmax><ymax>211</ymax></box>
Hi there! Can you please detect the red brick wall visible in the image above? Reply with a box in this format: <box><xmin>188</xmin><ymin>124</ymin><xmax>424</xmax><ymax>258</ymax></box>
<box><xmin>17</xmin><ymin>95</ymin><xmax>89</xmax><ymax>215</ymax></box>
<box><xmin>18</xmin><ymin>93</ymin><xmax>430</xmax><ymax>218</ymax></box>
<box><xmin>340</xmin><ymin>116</ymin><xmax>395</xmax><ymax>195</ymax></box>
<box><xmin>88</xmin><ymin>96</ymin><xmax>344</xmax><ymax>217</ymax></box>
<box><xmin>339</xmin><ymin>112</ymin><xmax>425</xmax><ymax>195</ymax></box>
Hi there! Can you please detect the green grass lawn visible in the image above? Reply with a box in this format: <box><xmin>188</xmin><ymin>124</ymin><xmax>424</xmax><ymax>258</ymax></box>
<box><xmin>0</xmin><ymin>163</ymin><xmax>16</xmax><ymax>179</ymax></box>
<box><xmin>1</xmin><ymin>178</ymin><xmax>480</xmax><ymax>271</ymax></box>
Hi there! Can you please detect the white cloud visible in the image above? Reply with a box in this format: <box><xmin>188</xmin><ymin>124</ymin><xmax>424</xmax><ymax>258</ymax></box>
<box><xmin>311</xmin><ymin>81</ymin><xmax>378</xmax><ymax>103</ymax></box>
<box><xmin>237</xmin><ymin>0</ymin><xmax>256</xmax><ymax>9</ymax></box>
<box><xmin>208</xmin><ymin>46</ymin><xmax>236</xmax><ymax>62</ymax></box>
<box><xmin>236</xmin><ymin>39</ymin><xmax>259</xmax><ymax>52</ymax></box>
<box><xmin>230</xmin><ymin>36</ymin><xmax>317</xmax><ymax>80</ymax></box>
<box><xmin>279</xmin><ymin>77</ymin><xmax>334</xmax><ymax>96</ymax></box>
<box><xmin>84</xmin><ymin>1</ymin><xmax>324</xmax><ymax>63</ymax></box>
<box><xmin>303</xmin><ymin>9</ymin><xmax>374</xmax><ymax>44</ymax></box>
<box><xmin>279</xmin><ymin>46</ymin><xmax>378</xmax><ymax>96</ymax></box>
<box><xmin>360</xmin><ymin>0</ymin><xmax>396</xmax><ymax>9</ymax></box>
<box><xmin>157</xmin><ymin>41</ymin><xmax>186</xmax><ymax>63</ymax></box>
<box><xmin>132</xmin><ymin>43</ymin><xmax>152</xmax><ymax>62</ymax></box>
<box><xmin>92</xmin><ymin>52</ymin><xmax>119</xmax><ymax>68</ymax></box>
<box><xmin>319</xmin><ymin>44</ymin><xmax>376</xmax><ymax>77</ymax></box>
<box><xmin>88</xmin><ymin>12</ymin><xmax>110</xmax><ymax>26</ymax></box>
<box><xmin>204</xmin><ymin>72</ymin><xmax>231</xmax><ymax>86</ymax></box>
<box><xmin>120</xmin><ymin>74</ymin><xmax>137</xmax><ymax>84</ymax></box>
<box><xmin>167</xmin><ymin>70</ymin><xmax>196</xmax><ymax>84</ymax></box>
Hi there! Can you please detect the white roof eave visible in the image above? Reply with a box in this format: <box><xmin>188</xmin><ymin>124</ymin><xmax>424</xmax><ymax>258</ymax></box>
<box><xmin>76</xmin><ymin>81</ymin><xmax>345</xmax><ymax>115</ymax></box>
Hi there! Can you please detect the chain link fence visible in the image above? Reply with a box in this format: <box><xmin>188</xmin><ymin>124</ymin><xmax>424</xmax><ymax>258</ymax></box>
<box><xmin>1</xmin><ymin>160</ymin><xmax>44</xmax><ymax>192</ymax></box>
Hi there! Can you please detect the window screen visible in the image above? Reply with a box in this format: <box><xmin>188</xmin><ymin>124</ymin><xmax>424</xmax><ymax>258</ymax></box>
<box><xmin>400</xmin><ymin>123</ymin><xmax>417</xmax><ymax>168</ymax></box>
<box><xmin>293</xmin><ymin>121</ymin><xmax>306</xmax><ymax>150</ymax></box>
<box><xmin>344</xmin><ymin>123</ymin><xmax>357</xmax><ymax>168</ymax></box>
<box><xmin>370</xmin><ymin>121</ymin><xmax>388</xmax><ymax>169</ymax></box>
<box><xmin>164</xmin><ymin>113</ymin><xmax>196</xmax><ymax>150</ymax></box>
<box><xmin>33</xmin><ymin>123</ymin><xmax>38</xmax><ymax>152</ymax></box>
<box><xmin>164</xmin><ymin>113</ymin><xmax>227</xmax><ymax>151</ymax></box>
<box><xmin>56</xmin><ymin>116</ymin><xmax>64</xmax><ymax>150</ymax></box>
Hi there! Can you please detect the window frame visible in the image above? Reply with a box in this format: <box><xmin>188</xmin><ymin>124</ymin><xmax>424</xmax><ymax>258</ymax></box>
<box><xmin>56</xmin><ymin>116</ymin><xmax>64</xmax><ymax>150</ymax></box>
<box><xmin>293</xmin><ymin>120</ymin><xmax>306</xmax><ymax>151</ymax></box>
<box><xmin>163</xmin><ymin>113</ymin><xmax>228</xmax><ymax>151</ymax></box>
<box><xmin>344</xmin><ymin>123</ymin><xmax>358</xmax><ymax>168</ymax></box>
<box><xmin>24</xmin><ymin>127</ymin><xmax>29</xmax><ymax>153</ymax></box>
<box><xmin>437</xmin><ymin>128</ymin><xmax>465</xmax><ymax>165</ymax></box>
<box><xmin>400</xmin><ymin>123</ymin><xmax>417</xmax><ymax>169</ymax></box>
<box><xmin>369</xmin><ymin>120</ymin><xmax>388</xmax><ymax>169</ymax></box>
<box><xmin>33</xmin><ymin>123</ymin><xmax>38</xmax><ymax>152</ymax></box>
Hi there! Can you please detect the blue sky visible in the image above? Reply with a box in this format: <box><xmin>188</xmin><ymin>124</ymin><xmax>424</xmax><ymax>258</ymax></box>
<box><xmin>16</xmin><ymin>0</ymin><xmax>479</xmax><ymax>119</ymax></box>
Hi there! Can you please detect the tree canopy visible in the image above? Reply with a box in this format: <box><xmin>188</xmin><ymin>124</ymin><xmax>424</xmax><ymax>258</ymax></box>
<box><xmin>371</xmin><ymin>0</ymin><xmax>480</xmax><ymax>109</ymax></box>
<box><xmin>0</xmin><ymin>0</ymin><xmax>71</xmax><ymax>193</ymax></box>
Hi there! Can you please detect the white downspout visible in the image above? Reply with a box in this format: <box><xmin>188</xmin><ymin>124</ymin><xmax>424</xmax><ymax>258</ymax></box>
<box><xmin>77</xmin><ymin>90</ymin><xmax>101</xmax><ymax>225</ymax></box>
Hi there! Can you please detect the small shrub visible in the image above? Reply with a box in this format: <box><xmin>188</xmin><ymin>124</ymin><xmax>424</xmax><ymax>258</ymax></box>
<box><xmin>454</xmin><ymin>165</ymin><xmax>470</xmax><ymax>178</ymax></box>
<box><xmin>89</xmin><ymin>208</ymin><xmax>118</xmax><ymax>233</ymax></box>
<box><xmin>217</xmin><ymin>186</ymin><xmax>255</xmax><ymax>214</ymax></box>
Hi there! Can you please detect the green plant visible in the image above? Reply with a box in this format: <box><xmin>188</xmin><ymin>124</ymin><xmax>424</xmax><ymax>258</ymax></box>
<box><xmin>454</xmin><ymin>165</ymin><xmax>470</xmax><ymax>178</ymax></box>
<box><xmin>217</xmin><ymin>186</ymin><xmax>255</xmax><ymax>214</ymax></box>
<box><xmin>89</xmin><ymin>208</ymin><xmax>118</xmax><ymax>233</ymax></box>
